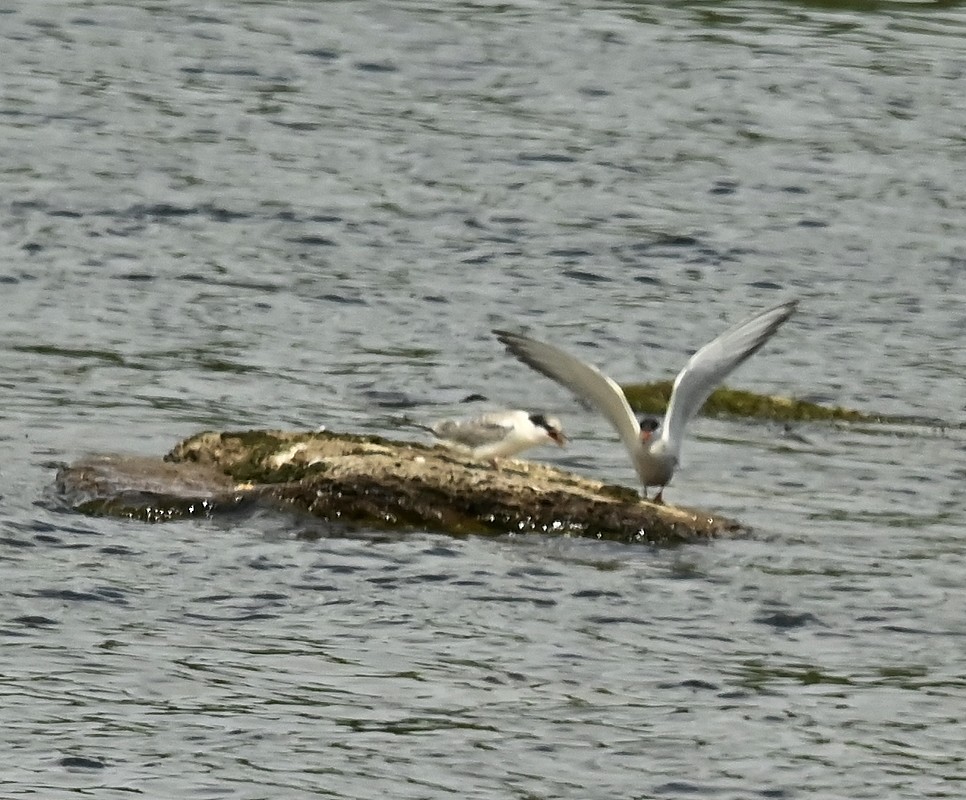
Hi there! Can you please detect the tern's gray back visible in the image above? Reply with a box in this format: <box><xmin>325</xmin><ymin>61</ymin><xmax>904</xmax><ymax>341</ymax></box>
<box><xmin>430</xmin><ymin>413</ymin><xmax>516</xmax><ymax>448</ymax></box>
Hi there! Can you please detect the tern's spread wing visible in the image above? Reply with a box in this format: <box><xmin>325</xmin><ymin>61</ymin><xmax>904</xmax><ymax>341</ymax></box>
<box><xmin>494</xmin><ymin>330</ymin><xmax>641</xmax><ymax>455</ymax></box>
<box><xmin>662</xmin><ymin>300</ymin><xmax>797</xmax><ymax>451</ymax></box>
<box><xmin>431</xmin><ymin>413</ymin><xmax>515</xmax><ymax>448</ymax></box>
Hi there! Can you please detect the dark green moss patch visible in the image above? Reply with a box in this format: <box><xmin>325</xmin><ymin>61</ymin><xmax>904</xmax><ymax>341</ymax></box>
<box><xmin>621</xmin><ymin>381</ymin><xmax>891</xmax><ymax>423</ymax></box>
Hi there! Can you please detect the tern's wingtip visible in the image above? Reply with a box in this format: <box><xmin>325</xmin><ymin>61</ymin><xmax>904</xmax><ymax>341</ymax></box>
<box><xmin>493</xmin><ymin>328</ymin><xmax>528</xmax><ymax>349</ymax></box>
<box><xmin>762</xmin><ymin>298</ymin><xmax>799</xmax><ymax>323</ymax></box>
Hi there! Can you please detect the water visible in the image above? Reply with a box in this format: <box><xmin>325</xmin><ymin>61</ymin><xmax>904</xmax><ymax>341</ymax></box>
<box><xmin>2</xmin><ymin>1</ymin><xmax>966</xmax><ymax>796</ymax></box>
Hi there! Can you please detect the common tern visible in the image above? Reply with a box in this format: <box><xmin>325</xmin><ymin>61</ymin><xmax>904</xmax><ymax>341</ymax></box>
<box><xmin>495</xmin><ymin>300</ymin><xmax>797</xmax><ymax>502</ymax></box>
<box><xmin>425</xmin><ymin>410</ymin><xmax>566</xmax><ymax>463</ymax></box>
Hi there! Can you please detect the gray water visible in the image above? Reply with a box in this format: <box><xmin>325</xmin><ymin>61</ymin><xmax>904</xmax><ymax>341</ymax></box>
<box><xmin>3</xmin><ymin>1</ymin><xmax>966</xmax><ymax>797</ymax></box>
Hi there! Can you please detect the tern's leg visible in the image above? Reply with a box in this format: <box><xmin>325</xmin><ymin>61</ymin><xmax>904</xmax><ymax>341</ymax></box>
<box><xmin>653</xmin><ymin>487</ymin><xmax>665</xmax><ymax>505</ymax></box>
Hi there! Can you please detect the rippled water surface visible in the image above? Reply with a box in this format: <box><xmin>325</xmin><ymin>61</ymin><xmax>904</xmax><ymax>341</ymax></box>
<box><xmin>3</xmin><ymin>1</ymin><xmax>966</xmax><ymax>797</ymax></box>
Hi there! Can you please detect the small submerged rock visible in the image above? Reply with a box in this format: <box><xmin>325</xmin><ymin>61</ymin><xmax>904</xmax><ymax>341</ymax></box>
<box><xmin>622</xmin><ymin>382</ymin><xmax>889</xmax><ymax>423</ymax></box>
<box><xmin>53</xmin><ymin>429</ymin><xmax>745</xmax><ymax>544</ymax></box>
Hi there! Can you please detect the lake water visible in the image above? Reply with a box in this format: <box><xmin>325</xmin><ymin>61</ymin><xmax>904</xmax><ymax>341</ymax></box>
<box><xmin>2</xmin><ymin>1</ymin><xmax>966</xmax><ymax>797</ymax></box>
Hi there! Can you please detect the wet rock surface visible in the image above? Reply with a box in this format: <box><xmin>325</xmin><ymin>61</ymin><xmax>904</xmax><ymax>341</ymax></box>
<box><xmin>53</xmin><ymin>429</ymin><xmax>746</xmax><ymax>544</ymax></box>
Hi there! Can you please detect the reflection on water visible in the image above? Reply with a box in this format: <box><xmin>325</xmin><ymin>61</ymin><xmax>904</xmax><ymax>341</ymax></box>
<box><xmin>2</xmin><ymin>1</ymin><xmax>966</xmax><ymax>797</ymax></box>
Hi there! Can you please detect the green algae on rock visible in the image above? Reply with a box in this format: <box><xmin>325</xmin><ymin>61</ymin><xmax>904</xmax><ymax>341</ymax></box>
<box><xmin>621</xmin><ymin>381</ymin><xmax>886</xmax><ymax>423</ymax></box>
<box><xmin>53</xmin><ymin>429</ymin><xmax>746</xmax><ymax>544</ymax></box>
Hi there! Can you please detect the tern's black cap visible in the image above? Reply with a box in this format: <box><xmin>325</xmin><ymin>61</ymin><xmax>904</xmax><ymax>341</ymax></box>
<box><xmin>529</xmin><ymin>412</ymin><xmax>552</xmax><ymax>430</ymax></box>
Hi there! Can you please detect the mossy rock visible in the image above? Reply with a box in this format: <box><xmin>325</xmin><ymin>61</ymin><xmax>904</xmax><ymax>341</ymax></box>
<box><xmin>53</xmin><ymin>429</ymin><xmax>746</xmax><ymax>545</ymax></box>
<box><xmin>621</xmin><ymin>382</ymin><xmax>888</xmax><ymax>423</ymax></box>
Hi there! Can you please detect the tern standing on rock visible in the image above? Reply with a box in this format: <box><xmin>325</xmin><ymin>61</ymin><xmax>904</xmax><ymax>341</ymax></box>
<box><xmin>495</xmin><ymin>300</ymin><xmax>797</xmax><ymax>502</ymax></box>
<box><xmin>426</xmin><ymin>410</ymin><xmax>567</xmax><ymax>465</ymax></box>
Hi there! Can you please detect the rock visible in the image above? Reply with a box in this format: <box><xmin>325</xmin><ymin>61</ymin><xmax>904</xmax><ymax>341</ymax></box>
<box><xmin>52</xmin><ymin>453</ymin><xmax>247</xmax><ymax>523</ymax></box>
<box><xmin>621</xmin><ymin>381</ymin><xmax>888</xmax><ymax>423</ymax></box>
<box><xmin>53</xmin><ymin>429</ymin><xmax>746</xmax><ymax>544</ymax></box>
